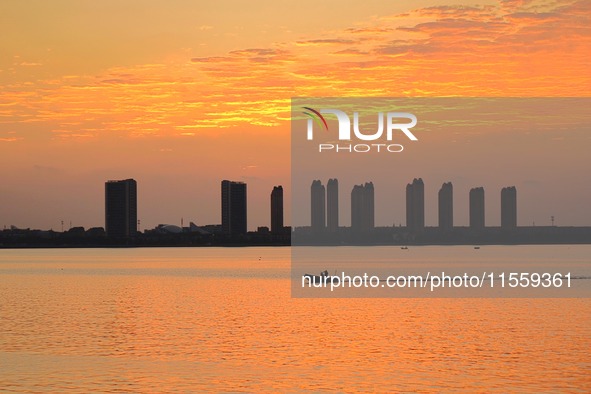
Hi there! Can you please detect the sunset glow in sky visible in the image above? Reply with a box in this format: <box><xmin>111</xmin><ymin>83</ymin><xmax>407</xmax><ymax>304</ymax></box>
<box><xmin>1</xmin><ymin>0</ymin><xmax>590</xmax><ymax>230</ymax></box>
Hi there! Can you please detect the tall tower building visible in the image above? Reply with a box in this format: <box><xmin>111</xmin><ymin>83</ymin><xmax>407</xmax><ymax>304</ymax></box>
<box><xmin>501</xmin><ymin>186</ymin><xmax>517</xmax><ymax>228</ymax></box>
<box><xmin>438</xmin><ymin>182</ymin><xmax>453</xmax><ymax>230</ymax></box>
<box><xmin>310</xmin><ymin>180</ymin><xmax>326</xmax><ymax>230</ymax></box>
<box><xmin>221</xmin><ymin>180</ymin><xmax>247</xmax><ymax>236</ymax></box>
<box><xmin>406</xmin><ymin>178</ymin><xmax>425</xmax><ymax>231</ymax></box>
<box><xmin>327</xmin><ymin>178</ymin><xmax>339</xmax><ymax>232</ymax></box>
<box><xmin>105</xmin><ymin>179</ymin><xmax>137</xmax><ymax>238</ymax></box>
<box><xmin>351</xmin><ymin>182</ymin><xmax>374</xmax><ymax>231</ymax></box>
<box><xmin>469</xmin><ymin>187</ymin><xmax>485</xmax><ymax>229</ymax></box>
<box><xmin>351</xmin><ymin>185</ymin><xmax>363</xmax><ymax>230</ymax></box>
<box><xmin>270</xmin><ymin>185</ymin><xmax>283</xmax><ymax>233</ymax></box>
<box><xmin>406</xmin><ymin>183</ymin><xmax>413</xmax><ymax>229</ymax></box>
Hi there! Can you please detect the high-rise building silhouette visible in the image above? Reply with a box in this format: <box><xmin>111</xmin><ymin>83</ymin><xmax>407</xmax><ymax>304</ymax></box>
<box><xmin>221</xmin><ymin>180</ymin><xmax>247</xmax><ymax>236</ymax></box>
<box><xmin>469</xmin><ymin>187</ymin><xmax>485</xmax><ymax>229</ymax></box>
<box><xmin>327</xmin><ymin>178</ymin><xmax>339</xmax><ymax>232</ymax></box>
<box><xmin>351</xmin><ymin>182</ymin><xmax>374</xmax><ymax>231</ymax></box>
<box><xmin>351</xmin><ymin>185</ymin><xmax>362</xmax><ymax>230</ymax></box>
<box><xmin>310</xmin><ymin>180</ymin><xmax>326</xmax><ymax>230</ymax></box>
<box><xmin>438</xmin><ymin>182</ymin><xmax>453</xmax><ymax>230</ymax></box>
<box><xmin>270</xmin><ymin>185</ymin><xmax>283</xmax><ymax>233</ymax></box>
<box><xmin>406</xmin><ymin>178</ymin><xmax>425</xmax><ymax>231</ymax></box>
<box><xmin>501</xmin><ymin>186</ymin><xmax>517</xmax><ymax>228</ymax></box>
<box><xmin>105</xmin><ymin>179</ymin><xmax>137</xmax><ymax>238</ymax></box>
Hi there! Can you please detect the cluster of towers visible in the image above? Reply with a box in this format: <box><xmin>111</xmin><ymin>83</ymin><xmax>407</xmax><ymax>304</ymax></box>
<box><xmin>310</xmin><ymin>178</ymin><xmax>518</xmax><ymax>231</ymax></box>
<box><xmin>311</xmin><ymin>179</ymin><xmax>376</xmax><ymax>231</ymax></box>
<box><xmin>105</xmin><ymin>179</ymin><xmax>286</xmax><ymax>238</ymax></box>
<box><xmin>222</xmin><ymin>181</ymin><xmax>287</xmax><ymax>236</ymax></box>
<box><xmin>311</xmin><ymin>178</ymin><xmax>374</xmax><ymax>231</ymax></box>
<box><xmin>103</xmin><ymin>177</ymin><xmax>519</xmax><ymax>238</ymax></box>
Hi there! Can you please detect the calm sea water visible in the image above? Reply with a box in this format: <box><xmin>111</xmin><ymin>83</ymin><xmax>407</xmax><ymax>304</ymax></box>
<box><xmin>0</xmin><ymin>246</ymin><xmax>589</xmax><ymax>392</ymax></box>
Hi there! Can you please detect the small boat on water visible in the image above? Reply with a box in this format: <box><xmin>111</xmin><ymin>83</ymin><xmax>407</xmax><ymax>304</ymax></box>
<box><xmin>474</xmin><ymin>246</ymin><xmax>481</xmax><ymax>250</ymax></box>
<box><xmin>401</xmin><ymin>246</ymin><xmax>408</xmax><ymax>250</ymax></box>
<box><xmin>303</xmin><ymin>270</ymin><xmax>339</xmax><ymax>284</ymax></box>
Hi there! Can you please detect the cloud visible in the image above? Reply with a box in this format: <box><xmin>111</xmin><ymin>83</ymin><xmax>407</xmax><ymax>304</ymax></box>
<box><xmin>190</xmin><ymin>56</ymin><xmax>227</xmax><ymax>63</ymax></box>
<box><xmin>2</xmin><ymin>0</ymin><xmax>589</xmax><ymax>137</ymax></box>
<box><xmin>332</xmin><ymin>49</ymin><xmax>369</xmax><ymax>56</ymax></box>
<box><xmin>506</xmin><ymin>12</ymin><xmax>560</xmax><ymax>20</ymax></box>
<box><xmin>192</xmin><ymin>48</ymin><xmax>292</xmax><ymax>64</ymax></box>
<box><xmin>345</xmin><ymin>27</ymin><xmax>394</xmax><ymax>34</ymax></box>
<box><xmin>412</xmin><ymin>5</ymin><xmax>497</xmax><ymax>18</ymax></box>
<box><xmin>296</xmin><ymin>38</ymin><xmax>359</xmax><ymax>46</ymax></box>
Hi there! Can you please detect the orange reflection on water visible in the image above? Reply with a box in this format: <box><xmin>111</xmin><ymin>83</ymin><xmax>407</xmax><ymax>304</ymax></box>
<box><xmin>0</xmin><ymin>247</ymin><xmax>589</xmax><ymax>392</ymax></box>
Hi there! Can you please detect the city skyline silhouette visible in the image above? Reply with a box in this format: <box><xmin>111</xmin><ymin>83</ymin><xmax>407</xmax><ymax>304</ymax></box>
<box><xmin>306</xmin><ymin>178</ymin><xmax>522</xmax><ymax>231</ymax></box>
<box><xmin>2</xmin><ymin>172</ymin><xmax>589</xmax><ymax>235</ymax></box>
<box><xmin>3</xmin><ymin>174</ymin><xmax>590</xmax><ymax>247</ymax></box>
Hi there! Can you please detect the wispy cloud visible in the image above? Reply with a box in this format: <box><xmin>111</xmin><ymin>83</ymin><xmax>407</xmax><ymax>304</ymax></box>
<box><xmin>1</xmin><ymin>0</ymin><xmax>589</xmax><ymax>139</ymax></box>
<box><xmin>296</xmin><ymin>38</ymin><xmax>359</xmax><ymax>46</ymax></box>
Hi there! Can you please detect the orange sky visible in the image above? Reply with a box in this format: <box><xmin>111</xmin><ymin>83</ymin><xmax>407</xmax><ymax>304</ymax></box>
<box><xmin>0</xmin><ymin>0</ymin><xmax>590</xmax><ymax>230</ymax></box>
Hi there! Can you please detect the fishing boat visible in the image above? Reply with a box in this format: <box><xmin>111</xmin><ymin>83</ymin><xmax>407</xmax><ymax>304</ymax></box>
<box><xmin>303</xmin><ymin>270</ymin><xmax>339</xmax><ymax>284</ymax></box>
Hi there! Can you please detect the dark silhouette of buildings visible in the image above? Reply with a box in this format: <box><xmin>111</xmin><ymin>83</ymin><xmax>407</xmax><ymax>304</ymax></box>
<box><xmin>270</xmin><ymin>185</ymin><xmax>283</xmax><ymax>233</ymax></box>
<box><xmin>327</xmin><ymin>178</ymin><xmax>339</xmax><ymax>232</ymax></box>
<box><xmin>501</xmin><ymin>186</ymin><xmax>517</xmax><ymax>228</ymax></box>
<box><xmin>438</xmin><ymin>182</ymin><xmax>453</xmax><ymax>230</ymax></box>
<box><xmin>351</xmin><ymin>182</ymin><xmax>375</xmax><ymax>231</ymax></box>
<box><xmin>221</xmin><ymin>180</ymin><xmax>247</xmax><ymax>236</ymax></box>
<box><xmin>406</xmin><ymin>178</ymin><xmax>425</xmax><ymax>231</ymax></box>
<box><xmin>311</xmin><ymin>180</ymin><xmax>326</xmax><ymax>230</ymax></box>
<box><xmin>469</xmin><ymin>187</ymin><xmax>485</xmax><ymax>229</ymax></box>
<box><xmin>5</xmin><ymin>174</ymin><xmax>591</xmax><ymax>248</ymax></box>
<box><xmin>105</xmin><ymin>179</ymin><xmax>137</xmax><ymax>238</ymax></box>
